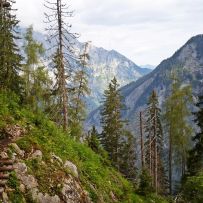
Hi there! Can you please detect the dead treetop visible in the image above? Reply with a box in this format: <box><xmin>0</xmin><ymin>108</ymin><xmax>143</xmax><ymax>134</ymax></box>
<box><xmin>0</xmin><ymin>1</ymin><xmax>10</xmax><ymax>8</ymax></box>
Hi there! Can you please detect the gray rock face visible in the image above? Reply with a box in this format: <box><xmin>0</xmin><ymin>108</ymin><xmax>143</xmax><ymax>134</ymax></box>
<box><xmin>32</xmin><ymin>189</ymin><xmax>61</xmax><ymax>203</ymax></box>
<box><xmin>64</xmin><ymin>161</ymin><xmax>79</xmax><ymax>178</ymax></box>
<box><xmin>14</xmin><ymin>162</ymin><xmax>27</xmax><ymax>174</ymax></box>
<box><xmin>4</xmin><ymin>124</ymin><xmax>26</xmax><ymax>139</ymax></box>
<box><xmin>86</xmin><ymin>35</ymin><xmax>203</xmax><ymax>130</ymax></box>
<box><xmin>0</xmin><ymin>152</ymin><xmax>9</xmax><ymax>159</ymax></box>
<box><xmin>61</xmin><ymin>176</ymin><xmax>92</xmax><ymax>203</ymax></box>
<box><xmin>8</xmin><ymin>144</ymin><xmax>92</xmax><ymax>203</ymax></box>
<box><xmin>15</xmin><ymin>162</ymin><xmax>38</xmax><ymax>189</ymax></box>
<box><xmin>31</xmin><ymin>150</ymin><xmax>43</xmax><ymax>160</ymax></box>
<box><xmin>86</xmin><ymin>47</ymin><xmax>151</xmax><ymax>111</ymax></box>
<box><xmin>21</xmin><ymin>175</ymin><xmax>38</xmax><ymax>190</ymax></box>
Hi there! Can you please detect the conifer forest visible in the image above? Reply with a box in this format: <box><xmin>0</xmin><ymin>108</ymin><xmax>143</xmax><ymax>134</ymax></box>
<box><xmin>0</xmin><ymin>0</ymin><xmax>203</xmax><ymax>202</ymax></box>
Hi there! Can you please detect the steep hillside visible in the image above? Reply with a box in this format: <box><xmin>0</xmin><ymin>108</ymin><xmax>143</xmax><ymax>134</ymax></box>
<box><xmin>0</xmin><ymin>91</ymin><xmax>168</xmax><ymax>203</ymax></box>
<box><xmin>18</xmin><ymin>27</ymin><xmax>151</xmax><ymax>112</ymax></box>
<box><xmin>86</xmin><ymin>35</ymin><xmax>203</xmax><ymax>129</ymax></box>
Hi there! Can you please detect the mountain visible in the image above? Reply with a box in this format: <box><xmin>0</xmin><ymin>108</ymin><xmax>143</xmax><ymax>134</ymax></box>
<box><xmin>86</xmin><ymin>47</ymin><xmax>151</xmax><ymax>111</ymax></box>
<box><xmin>86</xmin><ymin>34</ymin><xmax>203</xmax><ymax>130</ymax></box>
<box><xmin>18</xmin><ymin>27</ymin><xmax>151</xmax><ymax>112</ymax></box>
<box><xmin>140</xmin><ymin>64</ymin><xmax>156</xmax><ymax>70</ymax></box>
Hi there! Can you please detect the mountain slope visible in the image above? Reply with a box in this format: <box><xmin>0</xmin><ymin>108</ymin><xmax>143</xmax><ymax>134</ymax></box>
<box><xmin>86</xmin><ymin>34</ymin><xmax>203</xmax><ymax>129</ymax></box>
<box><xmin>86</xmin><ymin>47</ymin><xmax>151</xmax><ymax>111</ymax></box>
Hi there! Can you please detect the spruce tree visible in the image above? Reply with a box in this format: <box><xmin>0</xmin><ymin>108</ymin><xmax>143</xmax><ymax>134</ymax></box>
<box><xmin>187</xmin><ymin>95</ymin><xmax>203</xmax><ymax>176</ymax></box>
<box><xmin>0</xmin><ymin>0</ymin><xmax>22</xmax><ymax>93</ymax></box>
<box><xmin>144</xmin><ymin>90</ymin><xmax>165</xmax><ymax>194</ymax></box>
<box><xmin>138</xmin><ymin>169</ymin><xmax>154</xmax><ymax>196</ymax></box>
<box><xmin>87</xmin><ymin>126</ymin><xmax>100</xmax><ymax>154</ymax></box>
<box><xmin>69</xmin><ymin>42</ymin><xmax>90</xmax><ymax>139</ymax></box>
<box><xmin>100</xmin><ymin>77</ymin><xmax>124</xmax><ymax>169</ymax></box>
<box><xmin>119</xmin><ymin>130</ymin><xmax>137</xmax><ymax>184</ymax></box>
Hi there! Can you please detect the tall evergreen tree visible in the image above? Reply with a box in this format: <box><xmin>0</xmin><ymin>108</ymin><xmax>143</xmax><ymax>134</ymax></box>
<box><xmin>144</xmin><ymin>90</ymin><xmax>165</xmax><ymax>194</ymax></box>
<box><xmin>138</xmin><ymin>169</ymin><xmax>154</xmax><ymax>196</ymax></box>
<box><xmin>0</xmin><ymin>0</ymin><xmax>22</xmax><ymax>93</ymax></box>
<box><xmin>164</xmin><ymin>77</ymin><xmax>193</xmax><ymax>194</ymax></box>
<box><xmin>87</xmin><ymin>126</ymin><xmax>100</xmax><ymax>154</ymax></box>
<box><xmin>69</xmin><ymin>42</ymin><xmax>90</xmax><ymax>139</ymax></box>
<box><xmin>100</xmin><ymin>77</ymin><xmax>124</xmax><ymax>169</ymax></box>
<box><xmin>119</xmin><ymin>130</ymin><xmax>137</xmax><ymax>184</ymax></box>
<box><xmin>187</xmin><ymin>95</ymin><xmax>203</xmax><ymax>176</ymax></box>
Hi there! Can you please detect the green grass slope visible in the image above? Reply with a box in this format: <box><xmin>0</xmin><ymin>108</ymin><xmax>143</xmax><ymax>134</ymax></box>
<box><xmin>0</xmin><ymin>91</ymin><xmax>168</xmax><ymax>203</ymax></box>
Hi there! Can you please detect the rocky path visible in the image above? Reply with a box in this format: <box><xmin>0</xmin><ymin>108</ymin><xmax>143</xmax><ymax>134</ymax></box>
<box><xmin>0</xmin><ymin>137</ymin><xmax>16</xmax><ymax>202</ymax></box>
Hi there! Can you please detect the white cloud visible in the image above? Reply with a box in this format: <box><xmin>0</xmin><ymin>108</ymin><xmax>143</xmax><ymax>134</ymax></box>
<box><xmin>15</xmin><ymin>0</ymin><xmax>203</xmax><ymax>66</ymax></box>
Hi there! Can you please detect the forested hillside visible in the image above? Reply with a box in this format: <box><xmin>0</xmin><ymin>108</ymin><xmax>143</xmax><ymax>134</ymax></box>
<box><xmin>0</xmin><ymin>0</ymin><xmax>202</xmax><ymax>203</ymax></box>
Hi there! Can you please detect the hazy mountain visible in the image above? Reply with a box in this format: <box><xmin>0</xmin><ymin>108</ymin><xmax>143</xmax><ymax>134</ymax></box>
<box><xmin>86</xmin><ymin>34</ymin><xmax>203</xmax><ymax>130</ymax></box>
<box><xmin>18</xmin><ymin>27</ymin><xmax>151</xmax><ymax>112</ymax></box>
<box><xmin>140</xmin><ymin>64</ymin><xmax>156</xmax><ymax>70</ymax></box>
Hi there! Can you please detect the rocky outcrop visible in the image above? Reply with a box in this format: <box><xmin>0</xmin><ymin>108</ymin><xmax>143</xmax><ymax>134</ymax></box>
<box><xmin>7</xmin><ymin>143</ymin><xmax>92</xmax><ymax>203</ymax></box>
<box><xmin>32</xmin><ymin>188</ymin><xmax>61</xmax><ymax>203</ymax></box>
<box><xmin>4</xmin><ymin>124</ymin><xmax>26</xmax><ymax>139</ymax></box>
<box><xmin>61</xmin><ymin>176</ymin><xmax>92</xmax><ymax>203</ymax></box>
<box><xmin>15</xmin><ymin>162</ymin><xmax>38</xmax><ymax>190</ymax></box>
<box><xmin>31</xmin><ymin>150</ymin><xmax>43</xmax><ymax>160</ymax></box>
<box><xmin>64</xmin><ymin>160</ymin><xmax>79</xmax><ymax>178</ymax></box>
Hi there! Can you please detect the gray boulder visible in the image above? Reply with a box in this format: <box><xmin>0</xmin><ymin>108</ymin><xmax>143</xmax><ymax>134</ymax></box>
<box><xmin>64</xmin><ymin>161</ymin><xmax>78</xmax><ymax>178</ymax></box>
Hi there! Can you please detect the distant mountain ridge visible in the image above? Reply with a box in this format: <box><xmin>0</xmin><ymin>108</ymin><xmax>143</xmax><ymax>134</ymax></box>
<box><xmin>18</xmin><ymin>27</ymin><xmax>151</xmax><ymax>112</ymax></box>
<box><xmin>140</xmin><ymin>64</ymin><xmax>156</xmax><ymax>70</ymax></box>
<box><xmin>86</xmin><ymin>34</ymin><xmax>203</xmax><ymax>130</ymax></box>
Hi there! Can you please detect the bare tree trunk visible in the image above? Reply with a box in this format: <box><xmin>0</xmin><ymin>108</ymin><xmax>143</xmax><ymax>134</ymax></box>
<box><xmin>169</xmin><ymin>126</ymin><xmax>172</xmax><ymax>195</ymax></box>
<box><xmin>181</xmin><ymin>153</ymin><xmax>186</xmax><ymax>177</ymax></box>
<box><xmin>62</xmin><ymin>61</ymin><xmax>68</xmax><ymax>130</ymax></box>
<box><xmin>154</xmin><ymin>108</ymin><xmax>158</xmax><ymax>193</ymax></box>
<box><xmin>140</xmin><ymin>111</ymin><xmax>145</xmax><ymax>169</ymax></box>
<box><xmin>57</xmin><ymin>0</ymin><xmax>68</xmax><ymax>130</ymax></box>
<box><xmin>149</xmin><ymin>132</ymin><xmax>152</xmax><ymax>176</ymax></box>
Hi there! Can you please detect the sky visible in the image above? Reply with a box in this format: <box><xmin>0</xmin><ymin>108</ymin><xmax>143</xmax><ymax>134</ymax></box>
<box><xmin>15</xmin><ymin>0</ymin><xmax>203</xmax><ymax>66</ymax></box>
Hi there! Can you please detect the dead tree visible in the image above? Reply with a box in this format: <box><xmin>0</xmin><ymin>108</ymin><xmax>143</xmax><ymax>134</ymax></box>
<box><xmin>0</xmin><ymin>0</ymin><xmax>10</xmax><ymax>8</ymax></box>
<box><xmin>144</xmin><ymin>90</ymin><xmax>166</xmax><ymax>194</ymax></box>
<box><xmin>44</xmin><ymin>0</ymin><xmax>78</xmax><ymax>130</ymax></box>
<box><xmin>139</xmin><ymin>111</ymin><xmax>145</xmax><ymax>169</ymax></box>
<box><xmin>153</xmin><ymin>108</ymin><xmax>158</xmax><ymax>193</ymax></box>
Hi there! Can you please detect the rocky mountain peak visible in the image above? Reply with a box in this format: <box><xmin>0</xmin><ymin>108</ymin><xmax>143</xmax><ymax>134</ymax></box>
<box><xmin>17</xmin><ymin>27</ymin><xmax>151</xmax><ymax>112</ymax></box>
